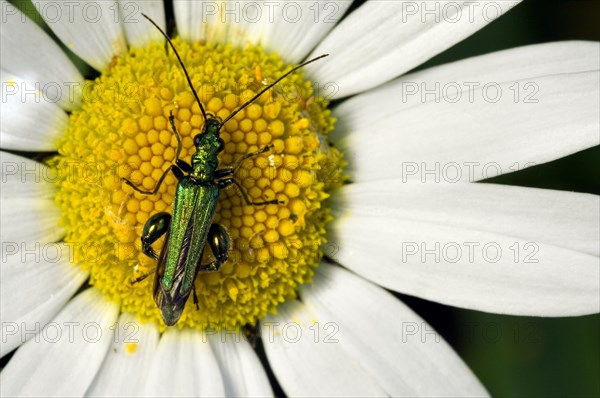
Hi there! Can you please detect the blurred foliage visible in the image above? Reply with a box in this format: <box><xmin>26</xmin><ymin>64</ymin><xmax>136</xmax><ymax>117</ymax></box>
<box><xmin>7</xmin><ymin>0</ymin><xmax>599</xmax><ymax>396</ymax></box>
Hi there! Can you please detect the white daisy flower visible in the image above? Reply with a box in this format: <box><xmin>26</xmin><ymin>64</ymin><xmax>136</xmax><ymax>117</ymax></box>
<box><xmin>1</xmin><ymin>0</ymin><xmax>598</xmax><ymax>397</ymax></box>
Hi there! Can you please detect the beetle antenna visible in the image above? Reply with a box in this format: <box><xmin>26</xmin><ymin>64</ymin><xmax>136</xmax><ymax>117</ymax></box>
<box><xmin>141</xmin><ymin>13</ymin><xmax>207</xmax><ymax>121</ymax></box>
<box><xmin>219</xmin><ymin>54</ymin><xmax>329</xmax><ymax>129</ymax></box>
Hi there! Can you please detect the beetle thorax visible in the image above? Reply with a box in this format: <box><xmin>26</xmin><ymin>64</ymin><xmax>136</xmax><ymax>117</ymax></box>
<box><xmin>190</xmin><ymin>133</ymin><xmax>221</xmax><ymax>181</ymax></box>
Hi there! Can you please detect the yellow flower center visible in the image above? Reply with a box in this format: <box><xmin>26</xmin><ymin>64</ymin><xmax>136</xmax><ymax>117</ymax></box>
<box><xmin>50</xmin><ymin>39</ymin><xmax>344</xmax><ymax>330</ymax></box>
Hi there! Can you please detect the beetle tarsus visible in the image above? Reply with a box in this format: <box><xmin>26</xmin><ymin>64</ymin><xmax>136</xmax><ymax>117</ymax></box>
<box><xmin>192</xmin><ymin>284</ymin><xmax>200</xmax><ymax>310</ymax></box>
<box><xmin>130</xmin><ymin>270</ymin><xmax>155</xmax><ymax>285</ymax></box>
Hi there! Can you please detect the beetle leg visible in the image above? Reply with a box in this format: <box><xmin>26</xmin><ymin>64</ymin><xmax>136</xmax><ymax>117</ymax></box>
<box><xmin>130</xmin><ymin>269</ymin><xmax>156</xmax><ymax>285</ymax></box>
<box><xmin>141</xmin><ymin>212</ymin><xmax>171</xmax><ymax>259</ymax></box>
<box><xmin>192</xmin><ymin>283</ymin><xmax>200</xmax><ymax>310</ymax></box>
<box><xmin>167</xmin><ymin>111</ymin><xmax>186</xmax><ymax>163</ymax></box>
<box><xmin>176</xmin><ymin>159</ymin><xmax>192</xmax><ymax>173</ymax></box>
<box><xmin>217</xmin><ymin>178</ymin><xmax>281</xmax><ymax>206</ymax></box>
<box><xmin>197</xmin><ymin>224</ymin><xmax>231</xmax><ymax>272</ymax></box>
<box><xmin>123</xmin><ymin>163</ymin><xmax>184</xmax><ymax>195</ymax></box>
<box><xmin>214</xmin><ymin>144</ymin><xmax>274</xmax><ymax>178</ymax></box>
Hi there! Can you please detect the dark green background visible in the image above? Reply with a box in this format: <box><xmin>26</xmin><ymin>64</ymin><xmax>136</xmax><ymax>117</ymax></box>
<box><xmin>7</xmin><ymin>0</ymin><xmax>600</xmax><ymax>397</ymax></box>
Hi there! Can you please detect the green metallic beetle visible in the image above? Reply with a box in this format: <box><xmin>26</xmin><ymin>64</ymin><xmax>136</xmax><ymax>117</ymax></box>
<box><xmin>124</xmin><ymin>14</ymin><xmax>327</xmax><ymax>326</ymax></box>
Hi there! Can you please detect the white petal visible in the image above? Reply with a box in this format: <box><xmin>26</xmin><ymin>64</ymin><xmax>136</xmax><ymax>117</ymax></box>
<box><xmin>174</xmin><ymin>0</ymin><xmax>267</xmax><ymax>48</ymax></box>
<box><xmin>118</xmin><ymin>0</ymin><xmax>165</xmax><ymax>49</ymax></box>
<box><xmin>0</xmin><ymin>0</ymin><xmax>84</xmax><ymax>110</ymax></box>
<box><xmin>174</xmin><ymin>0</ymin><xmax>261</xmax><ymax>48</ymax></box>
<box><xmin>173</xmin><ymin>0</ymin><xmax>227</xmax><ymax>45</ymax></box>
<box><xmin>0</xmin><ymin>197</ymin><xmax>64</xmax><ymax>244</ymax></box>
<box><xmin>332</xmin><ymin>41</ymin><xmax>600</xmax><ymax>182</ymax></box>
<box><xmin>0</xmin><ymin>151</ymin><xmax>64</xmax><ymax>244</ymax></box>
<box><xmin>309</xmin><ymin>0</ymin><xmax>521</xmax><ymax>98</ymax></box>
<box><xmin>260</xmin><ymin>0</ymin><xmax>352</xmax><ymax>63</ymax></box>
<box><xmin>208</xmin><ymin>334</ymin><xmax>273</xmax><ymax>397</ymax></box>
<box><xmin>336</xmin><ymin>181</ymin><xmax>600</xmax><ymax>257</ymax></box>
<box><xmin>261</xmin><ymin>301</ymin><xmax>387</xmax><ymax>397</ymax></box>
<box><xmin>32</xmin><ymin>0</ymin><xmax>127</xmax><ymax>71</ymax></box>
<box><xmin>173</xmin><ymin>0</ymin><xmax>351</xmax><ymax>63</ymax></box>
<box><xmin>0</xmin><ymin>289</ymin><xmax>119</xmax><ymax>397</ymax></box>
<box><xmin>1</xmin><ymin>243</ymin><xmax>88</xmax><ymax>357</ymax></box>
<box><xmin>85</xmin><ymin>313</ymin><xmax>160</xmax><ymax>397</ymax></box>
<box><xmin>329</xmin><ymin>183</ymin><xmax>600</xmax><ymax>316</ymax></box>
<box><xmin>239</xmin><ymin>0</ymin><xmax>353</xmax><ymax>63</ymax></box>
<box><xmin>300</xmin><ymin>264</ymin><xmax>488</xmax><ymax>397</ymax></box>
<box><xmin>1</xmin><ymin>151</ymin><xmax>56</xmax><ymax>198</ymax></box>
<box><xmin>143</xmin><ymin>329</ymin><xmax>225</xmax><ymax>397</ymax></box>
<box><xmin>1</xmin><ymin>70</ymin><xmax>69</xmax><ymax>151</ymax></box>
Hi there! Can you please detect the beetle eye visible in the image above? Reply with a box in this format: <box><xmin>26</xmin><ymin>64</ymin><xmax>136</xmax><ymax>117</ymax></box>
<box><xmin>193</xmin><ymin>134</ymin><xmax>201</xmax><ymax>147</ymax></box>
<box><xmin>218</xmin><ymin>139</ymin><xmax>225</xmax><ymax>152</ymax></box>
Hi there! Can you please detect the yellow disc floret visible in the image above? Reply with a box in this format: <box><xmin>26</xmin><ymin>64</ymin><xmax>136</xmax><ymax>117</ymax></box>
<box><xmin>50</xmin><ymin>39</ymin><xmax>344</xmax><ymax>330</ymax></box>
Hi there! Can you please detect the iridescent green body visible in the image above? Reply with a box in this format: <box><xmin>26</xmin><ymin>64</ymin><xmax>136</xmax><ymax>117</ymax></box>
<box><xmin>163</xmin><ymin>179</ymin><xmax>219</xmax><ymax>291</ymax></box>
<box><xmin>162</xmin><ymin>122</ymin><xmax>221</xmax><ymax>292</ymax></box>
<box><xmin>148</xmin><ymin>119</ymin><xmax>236</xmax><ymax>326</ymax></box>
